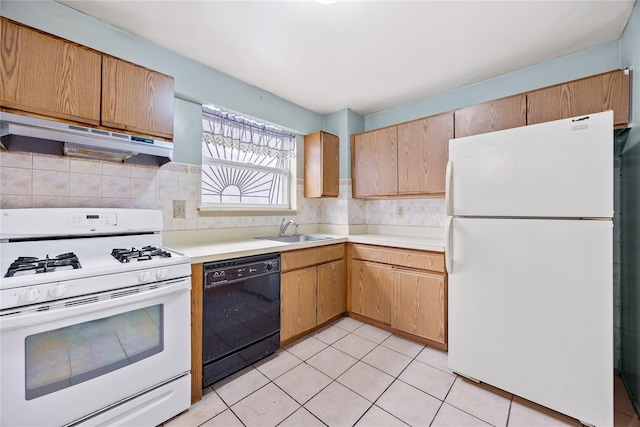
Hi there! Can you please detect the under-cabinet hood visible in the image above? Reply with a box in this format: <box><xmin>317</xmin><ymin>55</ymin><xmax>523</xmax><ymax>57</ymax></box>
<box><xmin>0</xmin><ymin>112</ymin><xmax>172</xmax><ymax>166</ymax></box>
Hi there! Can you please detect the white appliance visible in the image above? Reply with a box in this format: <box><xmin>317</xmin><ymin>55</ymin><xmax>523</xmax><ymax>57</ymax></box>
<box><xmin>0</xmin><ymin>209</ymin><xmax>192</xmax><ymax>427</ymax></box>
<box><xmin>445</xmin><ymin>111</ymin><xmax>613</xmax><ymax>427</ymax></box>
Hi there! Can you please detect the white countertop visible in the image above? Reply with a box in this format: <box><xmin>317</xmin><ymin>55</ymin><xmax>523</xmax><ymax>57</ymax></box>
<box><xmin>164</xmin><ymin>226</ymin><xmax>444</xmax><ymax>264</ymax></box>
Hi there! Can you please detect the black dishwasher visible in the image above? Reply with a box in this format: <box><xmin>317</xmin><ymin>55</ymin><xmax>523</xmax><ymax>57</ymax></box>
<box><xmin>202</xmin><ymin>253</ymin><xmax>280</xmax><ymax>388</ymax></box>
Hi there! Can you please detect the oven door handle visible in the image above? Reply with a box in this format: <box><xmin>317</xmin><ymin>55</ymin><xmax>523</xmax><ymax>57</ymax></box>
<box><xmin>0</xmin><ymin>278</ymin><xmax>191</xmax><ymax>332</ymax></box>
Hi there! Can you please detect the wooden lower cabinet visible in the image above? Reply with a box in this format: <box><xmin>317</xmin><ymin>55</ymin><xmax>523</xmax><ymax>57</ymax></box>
<box><xmin>349</xmin><ymin>244</ymin><xmax>447</xmax><ymax>349</ymax></box>
<box><xmin>280</xmin><ymin>244</ymin><xmax>346</xmax><ymax>344</ymax></box>
<box><xmin>190</xmin><ymin>263</ymin><xmax>204</xmax><ymax>405</ymax></box>
<box><xmin>392</xmin><ymin>268</ymin><xmax>445</xmax><ymax>344</ymax></box>
<box><xmin>350</xmin><ymin>259</ymin><xmax>393</xmax><ymax>325</ymax></box>
<box><xmin>281</xmin><ymin>266</ymin><xmax>318</xmax><ymax>341</ymax></box>
<box><xmin>317</xmin><ymin>260</ymin><xmax>346</xmax><ymax>324</ymax></box>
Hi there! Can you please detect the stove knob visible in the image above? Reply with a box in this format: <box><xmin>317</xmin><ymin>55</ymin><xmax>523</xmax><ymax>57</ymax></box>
<box><xmin>49</xmin><ymin>284</ymin><xmax>68</xmax><ymax>298</ymax></box>
<box><xmin>138</xmin><ymin>271</ymin><xmax>152</xmax><ymax>283</ymax></box>
<box><xmin>156</xmin><ymin>268</ymin><xmax>169</xmax><ymax>280</ymax></box>
<box><xmin>20</xmin><ymin>288</ymin><xmax>41</xmax><ymax>303</ymax></box>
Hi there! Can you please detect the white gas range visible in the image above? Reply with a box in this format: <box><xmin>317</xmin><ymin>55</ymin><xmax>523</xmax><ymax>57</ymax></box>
<box><xmin>0</xmin><ymin>208</ymin><xmax>192</xmax><ymax>427</ymax></box>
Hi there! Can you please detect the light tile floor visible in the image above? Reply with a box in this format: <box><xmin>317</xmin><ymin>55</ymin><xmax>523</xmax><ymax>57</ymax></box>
<box><xmin>165</xmin><ymin>317</ymin><xmax>640</xmax><ymax>427</ymax></box>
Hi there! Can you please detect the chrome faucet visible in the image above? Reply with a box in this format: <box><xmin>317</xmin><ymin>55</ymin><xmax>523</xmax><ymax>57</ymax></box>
<box><xmin>280</xmin><ymin>218</ymin><xmax>296</xmax><ymax>236</ymax></box>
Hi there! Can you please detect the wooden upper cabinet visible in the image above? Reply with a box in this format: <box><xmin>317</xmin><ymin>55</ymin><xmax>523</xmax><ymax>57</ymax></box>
<box><xmin>0</xmin><ymin>18</ymin><xmax>101</xmax><ymax>125</ymax></box>
<box><xmin>454</xmin><ymin>94</ymin><xmax>527</xmax><ymax>138</ymax></box>
<box><xmin>101</xmin><ymin>56</ymin><xmax>174</xmax><ymax>140</ymax></box>
<box><xmin>527</xmin><ymin>69</ymin><xmax>630</xmax><ymax>128</ymax></box>
<box><xmin>352</xmin><ymin>126</ymin><xmax>398</xmax><ymax>198</ymax></box>
<box><xmin>304</xmin><ymin>131</ymin><xmax>339</xmax><ymax>198</ymax></box>
<box><xmin>398</xmin><ymin>112</ymin><xmax>453</xmax><ymax>195</ymax></box>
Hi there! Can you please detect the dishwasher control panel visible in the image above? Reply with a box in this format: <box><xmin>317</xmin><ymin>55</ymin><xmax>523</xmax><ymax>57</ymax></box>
<box><xmin>204</xmin><ymin>253</ymin><xmax>280</xmax><ymax>288</ymax></box>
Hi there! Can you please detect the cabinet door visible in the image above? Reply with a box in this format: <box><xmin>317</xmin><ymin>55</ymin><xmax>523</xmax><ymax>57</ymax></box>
<box><xmin>281</xmin><ymin>266</ymin><xmax>317</xmax><ymax>341</ymax></box>
<box><xmin>317</xmin><ymin>260</ymin><xmax>346</xmax><ymax>324</ymax></box>
<box><xmin>527</xmin><ymin>70</ymin><xmax>629</xmax><ymax>127</ymax></box>
<box><xmin>304</xmin><ymin>131</ymin><xmax>339</xmax><ymax>198</ymax></box>
<box><xmin>398</xmin><ymin>112</ymin><xmax>453</xmax><ymax>195</ymax></box>
<box><xmin>353</xmin><ymin>127</ymin><xmax>398</xmax><ymax>198</ymax></box>
<box><xmin>101</xmin><ymin>56</ymin><xmax>174</xmax><ymax>139</ymax></box>
<box><xmin>0</xmin><ymin>18</ymin><xmax>101</xmax><ymax>125</ymax></box>
<box><xmin>350</xmin><ymin>259</ymin><xmax>392</xmax><ymax>324</ymax></box>
<box><xmin>454</xmin><ymin>94</ymin><xmax>527</xmax><ymax>138</ymax></box>
<box><xmin>392</xmin><ymin>269</ymin><xmax>446</xmax><ymax>344</ymax></box>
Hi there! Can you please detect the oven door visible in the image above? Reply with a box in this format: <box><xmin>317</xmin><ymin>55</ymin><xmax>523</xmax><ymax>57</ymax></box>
<box><xmin>0</xmin><ymin>277</ymin><xmax>191</xmax><ymax>427</ymax></box>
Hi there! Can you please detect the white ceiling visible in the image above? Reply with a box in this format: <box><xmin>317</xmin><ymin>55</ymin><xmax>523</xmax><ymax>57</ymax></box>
<box><xmin>57</xmin><ymin>0</ymin><xmax>635</xmax><ymax>116</ymax></box>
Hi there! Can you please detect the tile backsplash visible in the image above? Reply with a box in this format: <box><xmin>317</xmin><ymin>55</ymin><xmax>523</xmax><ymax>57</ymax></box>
<box><xmin>0</xmin><ymin>151</ymin><xmax>445</xmax><ymax>230</ymax></box>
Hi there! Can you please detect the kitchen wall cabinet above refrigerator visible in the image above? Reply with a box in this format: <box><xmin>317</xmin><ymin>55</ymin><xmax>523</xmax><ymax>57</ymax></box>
<box><xmin>454</xmin><ymin>94</ymin><xmax>527</xmax><ymax>139</ymax></box>
<box><xmin>352</xmin><ymin>69</ymin><xmax>630</xmax><ymax>199</ymax></box>
<box><xmin>527</xmin><ymin>69</ymin><xmax>630</xmax><ymax>128</ymax></box>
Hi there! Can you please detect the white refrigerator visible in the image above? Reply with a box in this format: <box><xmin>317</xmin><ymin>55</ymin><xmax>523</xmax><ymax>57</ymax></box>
<box><xmin>446</xmin><ymin>110</ymin><xmax>613</xmax><ymax>426</ymax></box>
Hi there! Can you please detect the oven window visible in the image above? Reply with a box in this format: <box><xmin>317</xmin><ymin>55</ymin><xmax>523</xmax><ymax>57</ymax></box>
<box><xmin>24</xmin><ymin>305</ymin><xmax>164</xmax><ymax>400</ymax></box>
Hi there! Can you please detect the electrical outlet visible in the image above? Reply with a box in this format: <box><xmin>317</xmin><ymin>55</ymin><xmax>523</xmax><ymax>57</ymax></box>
<box><xmin>396</xmin><ymin>205</ymin><xmax>404</xmax><ymax>218</ymax></box>
<box><xmin>173</xmin><ymin>200</ymin><xmax>186</xmax><ymax>219</ymax></box>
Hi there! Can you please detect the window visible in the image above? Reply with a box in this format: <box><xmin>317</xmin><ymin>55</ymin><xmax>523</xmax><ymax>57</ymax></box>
<box><xmin>201</xmin><ymin>106</ymin><xmax>297</xmax><ymax>210</ymax></box>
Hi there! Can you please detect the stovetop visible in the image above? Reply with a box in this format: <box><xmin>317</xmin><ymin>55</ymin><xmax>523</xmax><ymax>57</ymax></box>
<box><xmin>0</xmin><ymin>209</ymin><xmax>192</xmax><ymax>310</ymax></box>
<box><xmin>1</xmin><ymin>236</ymin><xmax>189</xmax><ymax>289</ymax></box>
<box><xmin>4</xmin><ymin>245</ymin><xmax>177</xmax><ymax>278</ymax></box>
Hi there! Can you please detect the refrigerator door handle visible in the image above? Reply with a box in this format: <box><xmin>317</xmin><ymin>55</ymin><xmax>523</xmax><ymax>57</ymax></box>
<box><xmin>445</xmin><ymin>216</ymin><xmax>453</xmax><ymax>273</ymax></box>
<box><xmin>445</xmin><ymin>160</ymin><xmax>453</xmax><ymax>216</ymax></box>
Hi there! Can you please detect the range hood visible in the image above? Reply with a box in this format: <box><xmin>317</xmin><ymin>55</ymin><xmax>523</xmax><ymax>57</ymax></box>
<box><xmin>0</xmin><ymin>112</ymin><xmax>172</xmax><ymax>166</ymax></box>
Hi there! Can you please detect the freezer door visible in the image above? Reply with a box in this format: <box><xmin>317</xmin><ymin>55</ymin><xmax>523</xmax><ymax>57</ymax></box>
<box><xmin>447</xmin><ymin>217</ymin><xmax>612</xmax><ymax>427</ymax></box>
<box><xmin>447</xmin><ymin>111</ymin><xmax>613</xmax><ymax>218</ymax></box>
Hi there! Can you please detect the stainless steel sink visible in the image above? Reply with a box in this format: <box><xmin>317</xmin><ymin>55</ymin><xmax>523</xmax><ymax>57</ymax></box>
<box><xmin>257</xmin><ymin>235</ymin><xmax>332</xmax><ymax>243</ymax></box>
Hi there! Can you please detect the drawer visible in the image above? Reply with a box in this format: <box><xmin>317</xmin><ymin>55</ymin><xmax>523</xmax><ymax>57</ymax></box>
<box><xmin>281</xmin><ymin>243</ymin><xmax>345</xmax><ymax>272</ymax></box>
<box><xmin>351</xmin><ymin>244</ymin><xmax>444</xmax><ymax>273</ymax></box>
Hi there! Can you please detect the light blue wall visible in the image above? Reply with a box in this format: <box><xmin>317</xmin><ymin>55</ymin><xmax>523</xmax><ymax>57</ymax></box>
<box><xmin>322</xmin><ymin>109</ymin><xmax>364</xmax><ymax>179</ymax></box>
<box><xmin>620</xmin><ymin>0</ymin><xmax>640</xmax><ymax>415</ymax></box>
<box><xmin>0</xmin><ymin>0</ymin><xmax>324</xmax><ymax>164</ymax></box>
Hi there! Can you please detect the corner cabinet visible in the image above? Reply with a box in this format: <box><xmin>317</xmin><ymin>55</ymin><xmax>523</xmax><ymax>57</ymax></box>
<box><xmin>352</xmin><ymin>127</ymin><xmax>398</xmax><ymax>198</ymax></box>
<box><xmin>349</xmin><ymin>244</ymin><xmax>447</xmax><ymax>350</ymax></box>
<box><xmin>398</xmin><ymin>112</ymin><xmax>453</xmax><ymax>195</ymax></box>
<box><xmin>0</xmin><ymin>17</ymin><xmax>102</xmax><ymax>125</ymax></box>
<box><xmin>101</xmin><ymin>56</ymin><xmax>174</xmax><ymax>140</ymax></box>
<box><xmin>280</xmin><ymin>244</ymin><xmax>346</xmax><ymax>344</ymax></box>
<box><xmin>527</xmin><ymin>69</ymin><xmax>630</xmax><ymax>128</ymax></box>
<box><xmin>304</xmin><ymin>131</ymin><xmax>340</xmax><ymax>198</ymax></box>
<box><xmin>352</xmin><ymin>112</ymin><xmax>452</xmax><ymax>199</ymax></box>
<box><xmin>0</xmin><ymin>18</ymin><xmax>174</xmax><ymax>140</ymax></box>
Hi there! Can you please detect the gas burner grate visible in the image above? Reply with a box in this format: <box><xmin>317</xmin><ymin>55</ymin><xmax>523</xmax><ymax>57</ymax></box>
<box><xmin>111</xmin><ymin>246</ymin><xmax>172</xmax><ymax>263</ymax></box>
<box><xmin>5</xmin><ymin>253</ymin><xmax>82</xmax><ymax>277</ymax></box>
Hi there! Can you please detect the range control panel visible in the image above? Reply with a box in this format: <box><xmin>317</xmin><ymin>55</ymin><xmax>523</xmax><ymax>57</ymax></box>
<box><xmin>68</xmin><ymin>212</ymin><xmax>118</xmax><ymax>227</ymax></box>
